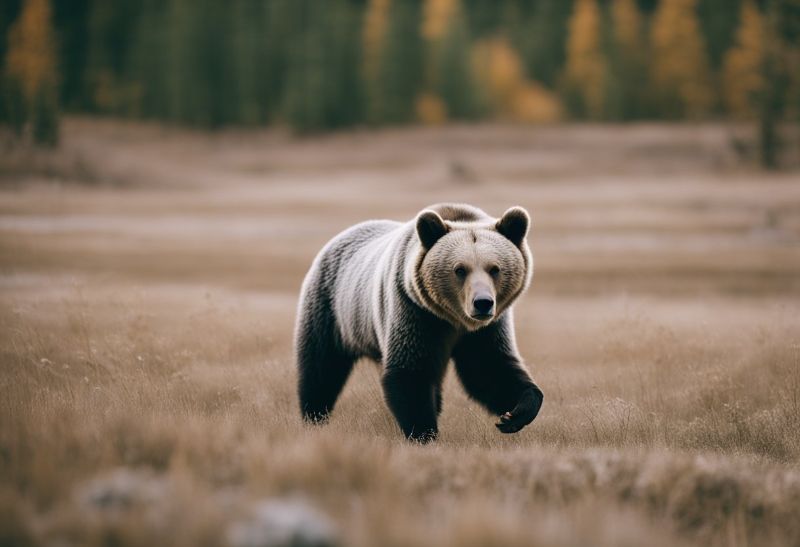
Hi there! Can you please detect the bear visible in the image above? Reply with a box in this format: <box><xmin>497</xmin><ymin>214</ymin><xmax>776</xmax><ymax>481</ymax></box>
<box><xmin>294</xmin><ymin>203</ymin><xmax>543</xmax><ymax>442</ymax></box>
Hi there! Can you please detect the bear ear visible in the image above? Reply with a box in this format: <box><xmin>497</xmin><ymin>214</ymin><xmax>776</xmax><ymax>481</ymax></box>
<box><xmin>495</xmin><ymin>206</ymin><xmax>530</xmax><ymax>247</ymax></box>
<box><xmin>416</xmin><ymin>210</ymin><xmax>449</xmax><ymax>249</ymax></box>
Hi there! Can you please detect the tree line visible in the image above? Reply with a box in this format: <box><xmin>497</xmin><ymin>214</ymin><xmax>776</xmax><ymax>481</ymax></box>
<box><xmin>1</xmin><ymin>0</ymin><xmax>798</xmax><ymax>165</ymax></box>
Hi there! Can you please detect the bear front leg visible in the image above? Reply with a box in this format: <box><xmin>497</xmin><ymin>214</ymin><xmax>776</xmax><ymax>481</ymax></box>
<box><xmin>382</xmin><ymin>366</ymin><xmax>441</xmax><ymax>442</ymax></box>
<box><xmin>452</xmin><ymin>314</ymin><xmax>543</xmax><ymax>434</ymax></box>
<box><xmin>380</xmin><ymin>301</ymin><xmax>454</xmax><ymax>442</ymax></box>
<box><xmin>494</xmin><ymin>384</ymin><xmax>543</xmax><ymax>433</ymax></box>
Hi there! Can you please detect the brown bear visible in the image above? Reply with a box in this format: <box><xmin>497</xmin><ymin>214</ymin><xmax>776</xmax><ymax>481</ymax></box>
<box><xmin>294</xmin><ymin>203</ymin><xmax>543</xmax><ymax>442</ymax></box>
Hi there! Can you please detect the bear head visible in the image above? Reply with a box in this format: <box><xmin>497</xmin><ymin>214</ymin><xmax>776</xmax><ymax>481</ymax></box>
<box><xmin>412</xmin><ymin>205</ymin><xmax>532</xmax><ymax>331</ymax></box>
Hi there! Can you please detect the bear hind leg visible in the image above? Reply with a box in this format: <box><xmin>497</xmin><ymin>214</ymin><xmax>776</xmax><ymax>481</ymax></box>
<box><xmin>296</xmin><ymin>306</ymin><xmax>355</xmax><ymax>424</ymax></box>
<box><xmin>298</xmin><ymin>351</ymin><xmax>355</xmax><ymax>424</ymax></box>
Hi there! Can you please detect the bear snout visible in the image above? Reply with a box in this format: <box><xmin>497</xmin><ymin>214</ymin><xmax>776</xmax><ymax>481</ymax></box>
<box><xmin>471</xmin><ymin>295</ymin><xmax>495</xmax><ymax>318</ymax></box>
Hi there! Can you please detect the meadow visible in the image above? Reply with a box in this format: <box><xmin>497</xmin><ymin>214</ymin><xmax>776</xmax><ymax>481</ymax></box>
<box><xmin>1</xmin><ymin>119</ymin><xmax>800</xmax><ymax>546</ymax></box>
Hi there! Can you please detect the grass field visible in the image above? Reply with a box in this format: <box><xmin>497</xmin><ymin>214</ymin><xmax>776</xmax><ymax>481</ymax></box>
<box><xmin>2</xmin><ymin>119</ymin><xmax>800</xmax><ymax>546</ymax></box>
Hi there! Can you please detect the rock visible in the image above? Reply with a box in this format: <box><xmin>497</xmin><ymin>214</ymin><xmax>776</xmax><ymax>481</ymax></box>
<box><xmin>75</xmin><ymin>468</ymin><xmax>168</xmax><ymax>513</ymax></box>
<box><xmin>228</xmin><ymin>498</ymin><xmax>339</xmax><ymax>547</ymax></box>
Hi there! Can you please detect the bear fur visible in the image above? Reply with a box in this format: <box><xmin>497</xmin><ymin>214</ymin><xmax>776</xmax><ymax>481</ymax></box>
<box><xmin>294</xmin><ymin>203</ymin><xmax>543</xmax><ymax>442</ymax></box>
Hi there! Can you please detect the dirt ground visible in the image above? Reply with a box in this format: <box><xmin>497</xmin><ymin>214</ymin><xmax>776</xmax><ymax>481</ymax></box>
<box><xmin>1</xmin><ymin>118</ymin><xmax>800</xmax><ymax>546</ymax></box>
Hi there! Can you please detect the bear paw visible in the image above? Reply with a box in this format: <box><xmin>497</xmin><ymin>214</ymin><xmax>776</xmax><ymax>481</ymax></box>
<box><xmin>495</xmin><ymin>387</ymin><xmax>543</xmax><ymax>434</ymax></box>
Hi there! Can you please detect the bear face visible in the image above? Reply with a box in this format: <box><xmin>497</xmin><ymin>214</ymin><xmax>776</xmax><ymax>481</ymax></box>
<box><xmin>414</xmin><ymin>207</ymin><xmax>532</xmax><ymax>331</ymax></box>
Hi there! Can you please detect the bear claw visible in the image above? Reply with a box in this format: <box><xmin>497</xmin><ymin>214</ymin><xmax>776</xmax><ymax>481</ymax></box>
<box><xmin>495</xmin><ymin>412</ymin><xmax>523</xmax><ymax>433</ymax></box>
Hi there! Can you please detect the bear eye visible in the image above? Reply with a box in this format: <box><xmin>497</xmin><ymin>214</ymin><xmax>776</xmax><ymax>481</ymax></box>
<box><xmin>454</xmin><ymin>265</ymin><xmax>468</xmax><ymax>279</ymax></box>
<box><xmin>488</xmin><ymin>265</ymin><xmax>500</xmax><ymax>277</ymax></box>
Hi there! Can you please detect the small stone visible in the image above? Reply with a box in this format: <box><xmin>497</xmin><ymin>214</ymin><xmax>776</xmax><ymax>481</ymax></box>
<box><xmin>76</xmin><ymin>468</ymin><xmax>168</xmax><ymax>512</ymax></box>
<box><xmin>227</xmin><ymin>498</ymin><xmax>339</xmax><ymax>547</ymax></box>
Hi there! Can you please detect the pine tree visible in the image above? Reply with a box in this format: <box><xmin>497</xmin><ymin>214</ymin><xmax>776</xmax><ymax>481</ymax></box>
<box><xmin>722</xmin><ymin>0</ymin><xmax>765</xmax><ymax>118</ymax></box>
<box><xmin>606</xmin><ymin>0</ymin><xmax>648</xmax><ymax>119</ymax></box>
<box><xmin>562</xmin><ymin>0</ymin><xmax>607</xmax><ymax>119</ymax></box>
<box><xmin>698</xmin><ymin>0</ymin><xmax>743</xmax><ymax>69</ymax></box>
<box><xmin>520</xmin><ymin>0</ymin><xmax>574</xmax><ymax>89</ymax></box>
<box><xmin>164</xmin><ymin>0</ymin><xmax>237</xmax><ymax>127</ymax></box>
<box><xmin>84</xmin><ymin>0</ymin><xmax>140</xmax><ymax>114</ymax></box>
<box><xmin>421</xmin><ymin>0</ymin><xmax>478</xmax><ymax>121</ymax></box>
<box><xmin>231</xmin><ymin>1</ymin><xmax>267</xmax><ymax>125</ymax></box>
<box><xmin>650</xmin><ymin>0</ymin><xmax>714</xmax><ymax>118</ymax></box>
<box><xmin>373</xmin><ymin>1</ymin><xmax>424</xmax><ymax>124</ymax></box>
<box><xmin>461</xmin><ymin>0</ymin><xmax>503</xmax><ymax>38</ymax></box>
<box><xmin>436</xmin><ymin>7</ymin><xmax>479</xmax><ymax>119</ymax></box>
<box><xmin>52</xmin><ymin>0</ymin><xmax>91</xmax><ymax>110</ymax></box>
<box><xmin>262</xmin><ymin>0</ymin><xmax>306</xmax><ymax>124</ymax></box>
<box><xmin>363</xmin><ymin>0</ymin><xmax>392</xmax><ymax>123</ymax></box>
<box><xmin>128</xmin><ymin>0</ymin><xmax>168</xmax><ymax>119</ymax></box>
<box><xmin>5</xmin><ymin>0</ymin><xmax>59</xmax><ymax>145</ymax></box>
<box><xmin>282</xmin><ymin>0</ymin><xmax>363</xmax><ymax>132</ymax></box>
<box><xmin>758</xmin><ymin>0</ymin><xmax>800</xmax><ymax>168</ymax></box>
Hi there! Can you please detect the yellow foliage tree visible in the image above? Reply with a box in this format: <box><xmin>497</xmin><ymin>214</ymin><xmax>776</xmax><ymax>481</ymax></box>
<box><xmin>722</xmin><ymin>1</ymin><xmax>765</xmax><ymax>118</ymax></box>
<box><xmin>5</xmin><ymin>0</ymin><xmax>59</xmax><ymax>144</ymax></box>
<box><xmin>612</xmin><ymin>0</ymin><xmax>643</xmax><ymax>56</ymax></box>
<box><xmin>363</xmin><ymin>0</ymin><xmax>392</xmax><ymax>121</ymax></box>
<box><xmin>510</xmin><ymin>82</ymin><xmax>563</xmax><ymax>124</ymax></box>
<box><xmin>472</xmin><ymin>37</ymin><xmax>524</xmax><ymax>112</ymax></box>
<box><xmin>650</xmin><ymin>0</ymin><xmax>714</xmax><ymax>118</ymax></box>
<box><xmin>472</xmin><ymin>37</ymin><xmax>562</xmax><ymax>123</ymax></box>
<box><xmin>422</xmin><ymin>0</ymin><xmax>459</xmax><ymax>41</ymax></box>
<box><xmin>419</xmin><ymin>0</ymin><xmax>459</xmax><ymax>122</ymax></box>
<box><xmin>562</xmin><ymin>0</ymin><xmax>607</xmax><ymax>119</ymax></box>
<box><xmin>363</xmin><ymin>0</ymin><xmax>391</xmax><ymax>80</ymax></box>
<box><xmin>415</xmin><ymin>92</ymin><xmax>447</xmax><ymax>124</ymax></box>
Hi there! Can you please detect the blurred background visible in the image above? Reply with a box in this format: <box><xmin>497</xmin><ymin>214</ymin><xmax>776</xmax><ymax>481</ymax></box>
<box><xmin>1</xmin><ymin>0</ymin><xmax>799</xmax><ymax>166</ymax></box>
<box><xmin>3</xmin><ymin>2</ymin><xmax>800</xmax><ymax>546</ymax></box>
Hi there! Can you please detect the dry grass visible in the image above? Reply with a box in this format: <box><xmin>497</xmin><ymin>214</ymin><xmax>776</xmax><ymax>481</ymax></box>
<box><xmin>1</xmin><ymin>118</ymin><xmax>800</xmax><ymax>546</ymax></box>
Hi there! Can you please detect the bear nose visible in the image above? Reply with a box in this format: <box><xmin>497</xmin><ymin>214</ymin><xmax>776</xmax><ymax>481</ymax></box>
<box><xmin>472</xmin><ymin>296</ymin><xmax>494</xmax><ymax>316</ymax></box>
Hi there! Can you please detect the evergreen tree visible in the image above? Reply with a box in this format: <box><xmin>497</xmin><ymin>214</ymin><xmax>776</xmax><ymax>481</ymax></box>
<box><xmin>722</xmin><ymin>0</ymin><xmax>765</xmax><ymax>118</ymax></box>
<box><xmin>421</xmin><ymin>0</ymin><xmax>478</xmax><ymax>121</ymax></box>
<box><xmin>263</xmin><ymin>0</ymin><xmax>306</xmax><ymax>123</ymax></box>
<box><xmin>461</xmin><ymin>0</ymin><xmax>502</xmax><ymax>38</ymax></box>
<box><xmin>231</xmin><ymin>1</ymin><xmax>267</xmax><ymax>125</ymax></box>
<box><xmin>435</xmin><ymin>7</ymin><xmax>479</xmax><ymax>119</ymax></box>
<box><xmin>5</xmin><ymin>0</ymin><xmax>59</xmax><ymax>145</ymax></box>
<box><xmin>0</xmin><ymin>1</ymin><xmax>21</xmax><ymax>124</ymax></box>
<box><xmin>758</xmin><ymin>0</ymin><xmax>800</xmax><ymax>168</ymax></box>
<box><xmin>165</xmin><ymin>0</ymin><xmax>236</xmax><ymax>127</ymax></box>
<box><xmin>519</xmin><ymin>0</ymin><xmax>574</xmax><ymax>89</ymax></box>
<box><xmin>373</xmin><ymin>0</ymin><xmax>424</xmax><ymax>124</ymax></box>
<box><xmin>84</xmin><ymin>0</ymin><xmax>140</xmax><ymax>114</ymax></box>
<box><xmin>282</xmin><ymin>0</ymin><xmax>364</xmax><ymax>132</ymax></box>
<box><xmin>698</xmin><ymin>0</ymin><xmax>743</xmax><ymax>69</ymax></box>
<box><xmin>363</xmin><ymin>0</ymin><xmax>392</xmax><ymax>123</ymax></box>
<box><xmin>52</xmin><ymin>0</ymin><xmax>89</xmax><ymax>110</ymax></box>
<box><xmin>562</xmin><ymin>0</ymin><xmax>607</xmax><ymax>119</ymax></box>
<box><xmin>650</xmin><ymin>0</ymin><xmax>714</xmax><ymax>118</ymax></box>
<box><xmin>605</xmin><ymin>0</ymin><xmax>648</xmax><ymax>119</ymax></box>
<box><xmin>128</xmin><ymin>0</ymin><xmax>169</xmax><ymax>119</ymax></box>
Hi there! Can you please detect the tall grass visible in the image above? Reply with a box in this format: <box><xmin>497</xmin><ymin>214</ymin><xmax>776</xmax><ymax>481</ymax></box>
<box><xmin>1</xmin><ymin>284</ymin><xmax>799</xmax><ymax>547</ymax></box>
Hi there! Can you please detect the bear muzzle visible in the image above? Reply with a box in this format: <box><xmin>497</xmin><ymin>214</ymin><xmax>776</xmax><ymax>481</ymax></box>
<box><xmin>471</xmin><ymin>294</ymin><xmax>495</xmax><ymax>320</ymax></box>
